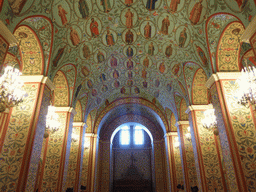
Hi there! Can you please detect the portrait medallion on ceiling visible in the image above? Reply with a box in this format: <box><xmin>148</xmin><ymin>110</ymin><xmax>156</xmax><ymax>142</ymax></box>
<box><xmin>122</xmin><ymin>28</ymin><xmax>137</xmax><ymax>45</ymax></box>
<box><xmin>187</xmin><ymin>0</ymin><xmax>207</xmax><ymax>25</ymax></box>
<box><xmin>140</xmin><ymin>20</ymin><xmax>157</xmax><ymax>39</ymax></box>
<box><xmin>157</xmin><ymin>13</ymin><xmax>174</xmax><ymax>36</ymax></box>
<box><xmin>74</xmin><ymin>0</ymin><xmax>93</xmax><ymax>19</ymax></box>
<box><xmin>166</xmin><ymin>0</ymin><xmax>185</xmax><ymax>13</ymax></box>
<box><xmin>94</xmin><ymin>49</ymin><xmax>107</xmax><ymax>63</ymax></box>
<box><xmin>52</xmin><ymin>43</ymin><xmax>67</xmax><ymax>68</ymax></box>
<box><xmin>96</xmin><ymin>0</ymin><xmax>115</xmax><ymax>13</ymax></box>
<box><xmin>161</xmin><ymin>42</ymin><xmax>175</xmax><ymax>58</ymax></box>
<box><xmin>140</xmin><ymin>55</ymin><xmax>153</xmax><ymax>68</ymax></box>
<box><xmin>175</xmin><ymin>25</ymin><xmax>191</xmax><ymax>48</ymax></box>
<box><xmin>102</xmin><ymin>29</ymin><xmax>117</xmax><ymax>46</ymax></box>
<box><xmin>193</xmin><ymin>41</ymin><xmax>209</xmax><ymax>67</ymax></box>
<box><xmin>8</xmin><ymin>0</ymin><xmax>35</xmax><ymax>15</ymax></box>
<box><xmin>120</xmin><ymin>8</ymin><xmax>138</xmax><ymax>28</ymax></box>
<box><xmin>142</xmin><ymin>0</ymin><xmax>162</xmax><ymax>11</ymax></box>
<box><xmin>66</xmin><ymin>25</ymin><xmax>82</xmax><ymax>47</ymax></box>
<box><xmin>85</xmin><ymin>17</ymin><xmax>102</xmax><ymax>38</ymax></box>
<box><xmin>108</xmin><ymin>54</ymin><xmax>120</xmax><ymax>68</ymax></box>
<box><xmin>80</xmin><ymin>42</ymin><xmax>93</xmax><ymax>60</ymax></box>
<box><xmin>52</xmin><ymin>0</ymin><xmax>71</xmax><ymax>27</ymax></box>
<box><xmin>121</xmin><ymin>0</ymin><xmax>137</xmax><ymax>7</ymax></box>
<box><xmin>145</xmin><ymin>41</ymin><xmax>158</xmax><ymax>56</ymax></box>
<box><xmin>123</xmin><ymin>45</ymin><xmax>137</xmax><ymax>58</ymax></box>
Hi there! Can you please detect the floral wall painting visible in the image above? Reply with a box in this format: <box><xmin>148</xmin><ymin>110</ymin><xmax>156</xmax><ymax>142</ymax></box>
<box><xmin>52</xmin><ymin>0</ymin><xmax>71</xmax><ymax>27</ymax></box>
<box><xmin>85</xmin><ymin>17</ymin><xmax>102</xmax><ymax>38</ymax></box>
<box><xmin>187</xmin><ymin>0</ymin><xmax>207</xmax><ymax>25</ymax></box>
<box><xmin>120</xmin><ymin>7</ymin><xmax>138</xmax><ymax>28</ymax></box>
<box><xmin>74</xmin><ymin>0</ymin><xmax>93</xmax><ymax>19</ymax></box>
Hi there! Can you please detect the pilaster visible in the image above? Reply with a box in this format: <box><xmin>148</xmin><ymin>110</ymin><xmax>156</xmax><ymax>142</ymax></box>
<box><xmin>186</xmin><ymin>104</ymin><xmax>227</xmax><ymax>192</ymax></box>
<box><xmin>206</xmin><ymin>72</ymin><xmax>256</xmax><ymax>191</ymax></box>
<box><xmin>175</xmin><ymin>121</ymin><xmax>198</xmax><ymax>192</ymax></box>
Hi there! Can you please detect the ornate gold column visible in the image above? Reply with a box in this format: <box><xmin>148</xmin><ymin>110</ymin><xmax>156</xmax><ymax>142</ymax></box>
<box><xmin>0</xmin><ymin>76</ymin><xmax>53</xmax><ymax>191</ymax></box>
<box><xmin>186</xmin><ymin>105</ymin><xmax>227</xmax><ymax>192</ymax></box>
<box><xmin>176</xmin><ymin>121</ymin><xmax>198</xmax><ymax>192</ymax></box>
<box><xmin>65</xmin><ymin>122</ymin><xmax>86</xmax><ymax>192</ymax></box>
<box><xmin>165</xmin><ymin>132</ymin><xmax>184</xmax><ymax>192</ymax></box>
<box><xmin>0</xmin><ymin>108</ymin><xmax>12</xmax><ymax>153</ymax></box>
<box><xmin>206</xmin><ymin>72</ymin><xmax>256</xmax><ymax>191</ymax></box>
<box><xmin>39</xmin><ymin>107</ymin><xmax>76</xmax><ymax>192</ymax></box>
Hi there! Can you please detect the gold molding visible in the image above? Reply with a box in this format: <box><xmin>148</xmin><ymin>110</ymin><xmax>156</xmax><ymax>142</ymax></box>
<box><xmin>73</xmin><ymin>122</ymin><xmax>86</xmax><ymax>127</ymax></box>
<box><xmin>165</xmin><ymin>132</ymin><xmax>178</xmax><ymax>137</ymax></box>
<box><xmin>175</xmin><ymin>121</ymin><xmax>189</xmax><ymax>127</ymax></box>
<box><xmin>20</xmin><ymin>75</ymin><xmax>55</xmax><ymax>91</ymax></box>
<box><xmin>55</xmin><ymin>107</ymin><xmax>76</xmax><ymax>116</ymax></box>
<box><xmin>185</xmin><ymin>104</ymin><xmax>213</xmax><ymax>113</ymax></box>
<box><xmin>205</xmin><ymin>72</ymin><xmax>241</xmax><ymax>88</ymax></box>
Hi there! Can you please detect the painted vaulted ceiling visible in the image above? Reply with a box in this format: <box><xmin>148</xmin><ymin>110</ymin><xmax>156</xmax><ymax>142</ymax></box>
<box><xmin>0</xmin><ymin>0</ymin><xmax>256</xmax><ymax>120</ymax></box>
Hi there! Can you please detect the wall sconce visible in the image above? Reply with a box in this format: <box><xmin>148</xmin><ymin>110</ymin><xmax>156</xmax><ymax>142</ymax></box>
<box><xmin>44</xmin><ymin>105</ymin><xmax>61</xmax><ymax>138</ymax></box>
<box><xmin>201</xmin><ymin>108</ymin><xmax>219</xmax><ymax>135</ymax></box>
<box><xmin>185</xmin><ymin>126</ymin><xmax>192</xmax><ymax>142</ymax></box>
<box><xmin>71</xmin><ymin>133</ymin><xmax>79</xmax><ymax>143</ymax></box>
<box><xmin>0</xmin><ymin>66</ymin><xmax>27</xmax><ymax>112</ymax></box>
<box><xmin>173</xmin><ymin>137</ymin><xmax>180</xmax><ymax>148</ymax></box>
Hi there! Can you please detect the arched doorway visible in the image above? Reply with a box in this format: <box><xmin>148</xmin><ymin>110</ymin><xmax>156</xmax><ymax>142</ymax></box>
<box><xmin>110</xmin><ymin>123</ymin><xmax>154</xmax><ymax>192</ymax></box>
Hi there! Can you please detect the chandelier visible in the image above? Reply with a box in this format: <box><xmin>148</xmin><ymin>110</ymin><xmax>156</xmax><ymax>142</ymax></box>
<box><xmin>45</xmin><ymin>105</ymin><xmax>61</xmax><ymax>137</ymax></box>
<box><xmin>0</xmin><ymin>66</ymin><xmax>27</xmax><ymax>112</ymax></box>
<box><xmin>236</xmin><ymin>61</ymin><xmax>256</xmax><ymax>108</ymax></box>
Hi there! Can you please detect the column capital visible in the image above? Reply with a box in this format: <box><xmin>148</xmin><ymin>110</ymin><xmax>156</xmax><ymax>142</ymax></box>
<box><xmin>73</xmin><ymin>122</ymin><xmax>86</xmax><ymax>127</ymax></box>
<box><xmin>85</xmin><ymin>133</ymin><xmax>98</xmax><ymax>138</ymax></box>
<box><xmin>175</xmin><ymin>121</ymin><xmax>189</xmax><ymax>127</ymax></box>
<box><xmin>20</xmin><ymin>75</ymin><xmax>55</xmax><ymax>91</ymax></box>
<box><xmin>185</xmin><ymin>104</ymin><xmax>213</xmax><ymax>113</ymax></box>
<box><xmin>206</xmin><ymin>72</ymin><xmax>241</xmax><ymax>88</ymax></box>
<box><xmin>55</xmin><ymin>107</ymin><xmax>76</xmax><ymax>116</ymax></box>
<box><xmin>164</xmin><ymin>132</ymin><xmax>178</xmax><ymax>137</ymax></box>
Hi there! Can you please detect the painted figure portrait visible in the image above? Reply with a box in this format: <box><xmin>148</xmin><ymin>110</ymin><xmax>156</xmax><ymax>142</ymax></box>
<box><xmin>90</xmin><ymin>18</ymin><xmax>100</xmax><ymax>37</ymax></box>
<box><xmin>70</xmin><ymin>27</ymin><xmax>80</xmax><ymax>46</ymax></box>
<box><xmin>58</xmin><ymin>4</ymin><xmax>68</xmax><ymax>26</ymax></box>
<box><xmin>160</xmin><ymin>15</ymin><xmax>170</xmax><ymax>35</ymax></box>
<box><xmin>125</xmin><ymin>8</ymin><xmax>134</xmax><ymax>28</ymax></box>
<box><xmin>106</xmin><ymin>30</ymin><xmax>115</xmax><ymax>46</ymax></box>
<box><xmin>144</xmin><ymin>22</ymin><xmax>152</xmax><ymax>39</ymax></box>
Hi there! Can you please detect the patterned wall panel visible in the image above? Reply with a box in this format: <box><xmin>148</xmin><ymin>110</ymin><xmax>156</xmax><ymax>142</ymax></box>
<box><xmin>86</xmin><ymin>114</ymin><xmax>92</xmax><ymax>133</ymax></box>
<box><xmin>0</xmin><ymin>34</ymin><xmax>9</xmax><ymax>72</ymax></box>
<box><xmin>172</xmin><ymin>135</ymin><xmax>184</xmax><ymax>187</ymax></box>
<box><xmin>165</xmin><ymin>107</ymin><xmax>172</xmax><ymax>132</ymax></box>
<box><xmin>0</xmin><ymin>112</ymin><xmax>9</xmax><ymax>152</ymax></box>
<box><xmin>74</xmin><ymin>100</ymin><xmax>82</xmax><ymax>122</ymax></box>
<box><xmin>65</xmin><ymin>126</ymin><xmax>81</xmax><ymax>189</ymax></box>
<box><xmin>80</xmin><ymin>136</ymin><xmax>90</xmax><ymax>188</ymax></box>
<box><xmin>53</xmin><ymin>71</ymin><xmax>69</xmax><ymax>107</ymax></box>
<box><xmin>217</xmin><ymin>22</ymin><xmax>244</xmax><ymax>72</ymax></box>
<box><xmin>210</xmin><ymin>83</ymin><xmax>239</xmax><ymax>191</ymax></box>
<box><xmin>192</xmin><ymin>68</ymin><xmax>208</xmax><ymax>105</ymax></box>
<box><xmin>221</xmin><ymin>80</ymin><xmax>256</xmax><ymax>191</ymax></box>
<box><xmin>14</xmin><ymin>26</ymin><xmax>43</xmax><ymax>75</ymax></box>
<box><xmin>179</xmin><ymin>98</ymin><xmax>188</xmax><ymax>121</ymax></box>
<box><xmin>0</xmin><ymin>83</ymin><xmax>39</xmax><ymax>191</ymax></box>
<box><xmin>170</xmin><ymin>112</ymin><xmax>177</xmax><ymax>131</ymax></box>
<box><xmin>25</xmin><ymin>86</ymin><xmax>51</xmax><ymax>191</ymax></box>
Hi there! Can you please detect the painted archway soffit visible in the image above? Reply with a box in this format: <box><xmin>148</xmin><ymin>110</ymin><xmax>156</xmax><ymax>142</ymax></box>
<box><xmin>0</xmin><ymin>0</ymin><xmax>256</xmax><ymax>111</ymax></box>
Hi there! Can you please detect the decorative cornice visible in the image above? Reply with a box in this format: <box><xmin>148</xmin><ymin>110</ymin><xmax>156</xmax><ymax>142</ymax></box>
<box><xmin>175</xmin><ymin>121</ymin><xmax>189</xmax><ymax>127</ymax></box>
<box><xmin>0</xmin><ymin>20</ymin><xmax>17</xmax><ymax>47</ymax></box>
<box><xmin>186</xmin><ymin>104</ymin><xmax>213</xmax><ymax>113</ymax></box>
<box><xmin>240</xmin><ymin>15</ymin><xmax>256</xmax><ymax>43</ymax></box>
<box><xmin>73</xmin><ymin>122</ymin><xmax>86</xmax><ymax>127</ymax></box>
<box><xmin>206</xmin><ymin>72</ymin><xmax>241</xmax><ymax>88</ymax></box>
<box><xmin>55</xmin><ymin>107</ymin><xmax>76</xmax><ymax>115</ymax></box>
<box><xmin>85</xmin><ymin>133</ymin><xmax>98</xmax><ymax>138</ymax></box>
<box><xmin>165</xmin><ymin>132</ymin><xmax>178</xmax><ymax>137</ymax></box>
<box><xmin>20</xmin><ymin>75</ymin><xmax>55</xmax><ymax>91</ymax></box>
<box><xmin>42</xmin><ymin>77</ymin><xmax>55</xmax><ymax>91</ymax></box>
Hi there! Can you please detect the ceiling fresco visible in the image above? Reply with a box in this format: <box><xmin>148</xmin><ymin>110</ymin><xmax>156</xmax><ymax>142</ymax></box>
<box><xmin>0</xmin><ymin>0</ymin><xmax>256</xmax><ymax>117</ymax></box>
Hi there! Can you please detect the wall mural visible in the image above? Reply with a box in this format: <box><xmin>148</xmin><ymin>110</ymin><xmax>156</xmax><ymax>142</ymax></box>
<box><xmin>0</xmin><ymin>0</ymin><xmax>255</xmax><ymax>115</ymax></box>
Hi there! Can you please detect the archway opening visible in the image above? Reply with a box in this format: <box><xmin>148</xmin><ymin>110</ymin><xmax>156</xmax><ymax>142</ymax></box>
<box><xmin>110</xmin><ymin>123</ymin><xmax>154</xmax><ymax>192</ymax></box>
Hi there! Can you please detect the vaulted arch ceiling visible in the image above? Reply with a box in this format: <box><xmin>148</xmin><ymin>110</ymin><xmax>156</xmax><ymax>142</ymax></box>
<box><xmin>0</xmin><ymin>0</ymin><xmax>255</xmax><ymax>116</ymax></box>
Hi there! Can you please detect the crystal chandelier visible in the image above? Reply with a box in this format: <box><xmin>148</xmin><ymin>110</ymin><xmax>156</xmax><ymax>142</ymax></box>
<box><xmin>45</xmin><ymin>105</ymin><xmax>61</xmax><ymax>134</ymax></box>
<box><xmin>0</xmin><ymin>66</ymin><xmax>27</xmax><ymax>112</ymax></box>
<box><xmin>236</xmin><ymin>61</ymin><xmax>256</xmax><ymax>108</ymax></box>
<box><xmin>201</xmin><ymin>109</ymin><xmax>217</xmax><ymax>130</ymax></box>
